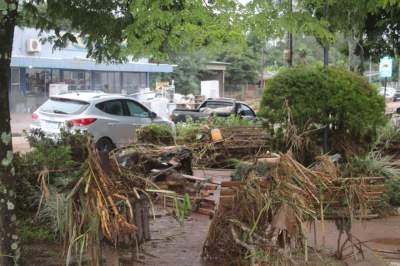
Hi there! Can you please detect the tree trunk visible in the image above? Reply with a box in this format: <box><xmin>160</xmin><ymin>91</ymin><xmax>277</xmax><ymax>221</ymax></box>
<box><xmin>323</xmin><ymin>0</ymin><xmax>329</xmax><ymax>67</ymax></box>
<box><xmin>287</xmin><ymin>0</ymin><xmax>293</xmax><ymax>67</ymax></box>
<box><xmin>0</xmin><ymin>3</ymin><xmax>19</xmax><ymax>265</ymax></box>
<box><xmin>347</xmin><ymin>35</ymin><xmax>354</xmax><ymax>71</ymax></box>
<box><xmin>357</xmin><ymin>36</ymin><xmax>365</xmax><ymax>75</ymax></box>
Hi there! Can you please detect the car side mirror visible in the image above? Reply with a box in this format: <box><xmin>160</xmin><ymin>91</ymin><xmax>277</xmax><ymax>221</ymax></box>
<box><xmin>150</xmin><ymin>111</ymin><xmax>157</xmax><ymax>119</ymax></box>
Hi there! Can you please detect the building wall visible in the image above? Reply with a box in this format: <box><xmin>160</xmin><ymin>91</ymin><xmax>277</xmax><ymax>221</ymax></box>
<box><xmin>9</xmin><ymin>27</ymin><xmax>173</xmax><ymax>114</ymax></box>
<box><xmin>9</xmin><ymin>68</ymin><xmax>149</xmax><ymax>113</ymax></box>
<box><xmin>11</xmin><ymin>27</ymin><xmax>150</xmax><ymax>64</ymax></box>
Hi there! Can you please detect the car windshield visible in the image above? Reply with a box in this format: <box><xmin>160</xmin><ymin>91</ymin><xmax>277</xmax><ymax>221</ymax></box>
<box><xmin>39</xmin><ymin>98</ymin><xmax>89</xmax><ymax>115</ymax></box>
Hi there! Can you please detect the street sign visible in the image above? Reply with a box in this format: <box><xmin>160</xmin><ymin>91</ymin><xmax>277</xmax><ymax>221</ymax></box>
<box><xmin>379</xmin><ymin>56</ymin><xmax>393</xmax><ymax>78</ymax></box>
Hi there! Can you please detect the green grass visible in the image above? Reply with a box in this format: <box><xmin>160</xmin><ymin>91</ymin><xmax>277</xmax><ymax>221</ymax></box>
<box><xmin>20</xmin><ymin>221</ymin><xmax>55</xmax><ymax>243</ymax></box>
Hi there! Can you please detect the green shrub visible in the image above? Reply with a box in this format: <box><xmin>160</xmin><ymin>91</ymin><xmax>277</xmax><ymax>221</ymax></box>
<box><xmin>259</xmin><ymin>65</ymin><xmax>386</xmax><ymax>156</ymax></box>
<box><xmin>175</xmin><ymin>114</ymin><xmax>257</xmax><ymax>144</ymax></box>
<box><xmin>211</xmin><ymin>114</ymin><xmax>256</xmax><ymax>127</ymax></box>
<box><xmin>176</xmin><ymin>119</ymin><xmax>209</xmax><ymax>143</ymax></box>
<box><xmin>27</xmin><ymin>127</ymin><xmax>89</xmax><ymax>162</ymax></box>
<box><xmin>137</xmin><ymin>124</ymin><xmax>175</xmax><ymax>145</ymax></box>
<box><xmin>16</xmin><ymin>129</ymin><xmax>86</xmax><ymax>215</ymax></box>
<box><xmin>343</xmin><ymin>151</ymin><xmax>400</xmax><ymax>179</ymax></box>
<box><xmin>385</xmin><ymin>178</ymin><xmax>400</xmax><ymax>206</ymax></box>
<box><xmin>373</xmin><ymin>122</ymin><xmax>400</xmax><ymax>151</ymax></box>
<box><xmin>20</xmin><ymin>222</ymin><xmax>55</xmax><ymax>243</ymax></box>
<box><xmin>231</xmin><ymin>160</ymin><xmax>270</xmax><ymax>181</ymax></box>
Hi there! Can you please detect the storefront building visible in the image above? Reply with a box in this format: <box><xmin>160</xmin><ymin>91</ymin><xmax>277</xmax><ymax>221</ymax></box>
<box><xmin>9</xmin><ymin>27</ymin><xmax>174</xmax><ymax>114</ymax></box>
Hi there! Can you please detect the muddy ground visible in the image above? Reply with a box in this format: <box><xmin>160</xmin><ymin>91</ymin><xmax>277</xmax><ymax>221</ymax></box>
<box><xmin>134</xmin><ymin>211</ymin><xmax>400</xmax><ymax>266</ymax></box>
<box><xmin>24</xmin><ymin>169</ymin><xmax>400</xmax><ymax>266</ymax></box>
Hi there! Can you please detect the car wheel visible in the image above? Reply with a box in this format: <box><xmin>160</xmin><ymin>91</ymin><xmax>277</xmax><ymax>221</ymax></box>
<box><xmin>96</xmin><ymin>138</ymin><xmax>115</xmax><ymax>153</ymax></box>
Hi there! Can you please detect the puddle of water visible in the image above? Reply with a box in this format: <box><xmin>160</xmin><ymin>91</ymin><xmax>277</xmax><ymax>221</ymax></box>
<box><xmin>370</xmin><ymin>238</ymin><xmax>400</xmax><ymax>245</ymax></box>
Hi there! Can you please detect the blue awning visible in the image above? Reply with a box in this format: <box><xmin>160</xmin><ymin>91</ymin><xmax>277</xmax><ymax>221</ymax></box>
<box><xmin>11</xmin><ymin>56</ymin><xmax>174</xmax><ymax>73</ymax></box>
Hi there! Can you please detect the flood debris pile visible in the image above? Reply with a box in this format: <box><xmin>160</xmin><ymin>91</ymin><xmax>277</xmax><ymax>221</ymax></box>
<box><xmin>113</xmin><ymin>144</ymin><xmax>193</xmax><ymax>177</ymax></box>
<box><xmin>36</xmin><ymin>141</ymin><xmax>197</xmax><ymax>265</ymax></box>
<box><xmin>114</xmin><ymin>143</ymin><xmax>221</xmax><ymax>217</ymax></box>
<box><xmin>56</xmin><ymin>143</ymin><xmax>157</xmax><ymax>265</ymax></box>
<box><xmin>202</xmin><ymin>154</ymin><xmax>378</xmax><ymax>265</ymax></box>
<box><xmin>29</xmin><ymin>122</ymin><xmax>390</xmax><ymax>265</ymax></box>
<box><xmin>182</xmin><ymin>125</ymin><xmax>270</xmax><ymax>167</ymax></box>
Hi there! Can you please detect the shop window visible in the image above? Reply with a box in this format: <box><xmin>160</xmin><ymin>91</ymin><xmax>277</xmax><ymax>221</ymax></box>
<box><xmin>8</xmin><ymin>68</ymin><xmax>51</xmax><ymax>113</ymax></box>
<box><xmin>11</xmin><ymin>68</ymin><xmax>20</xmax><ymax>85</ymax></box>
<box><xmin>26</xmin><ymin>68</ymin><xmax>50</xmax><ymax>97</ymax></box>
<box><xmin>92</xmin><ymin>72</ymin><xmax>121</xmax><ymax>93</ymax></box>
<box><xmin>122</xmin><ymin>73</ymin><xmax>147</xmax><ymax>94</ymax></box>
<box><xmin>51</xmin><ymin>69</ymin><xmax>61</xmax><ymax>83</ymax></box>
<box><xmin>9</xmin><ymin>68</ymin><xmax>20</xmax><ymax>113</ymax></box>
<box><xmin>62</xmin><ymin>70</ymin><xmax>91</xmax><ymax>90</ymax></box>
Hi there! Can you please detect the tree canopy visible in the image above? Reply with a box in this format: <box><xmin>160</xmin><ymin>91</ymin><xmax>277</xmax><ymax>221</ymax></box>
<box><xmin>0</xmin><ymin>1</ymin><xmax>241</xmax><ymax>264</ymax></box>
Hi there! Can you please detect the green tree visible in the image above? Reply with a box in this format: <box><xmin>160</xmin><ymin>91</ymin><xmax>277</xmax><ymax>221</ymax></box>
<box><xmin>0</xmin><ymin>0</ymin><xmax>240</xmax><ymax>264</ymax></box>
<box><xmin>263</xmin><ymin>34</ymin><xmax>347</xmax><ymax>69</ymax></box>
<box><xmin>245</xmin><ymin>0</ymin><xmax>334</xmax><ymax>52</ymax></box>
<box><xmin>217</xmin><ymin>34</ymin><xmax>262</xmax><ymax>86</ymax></box>
<box><xmin>171</xmin><ymin>50</ymin><xmax>212</xmax><ymax>95</ymax></box>
<box><xmin>304</xmin><ymin>0</ymin><xmax>397</xmax><ymax>73</ymax></box>
<box><xmin>358</xmin><ymin>3</ymin><xmax>400</xmax><ymax>82</ymax></box>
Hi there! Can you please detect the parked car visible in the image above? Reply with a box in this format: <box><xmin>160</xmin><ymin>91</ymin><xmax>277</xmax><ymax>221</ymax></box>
<box><xmin>30</xmin><ymin>91</ymin><xmax>174</xmax><ymax>152</ymax></box>
<box><xmin>393</xmin><ymin>89</ymin><xmax>400</xmax><ymax>102</ymax></box>
<box><xmin>171</xmin><ymin>98</ymin><xmax>256</xmax><ymax>123</ymax></box>
<box><xmin>379</xmin><ymin>86</ymin><xmax>396</xmax><ymax>99</ymax></box>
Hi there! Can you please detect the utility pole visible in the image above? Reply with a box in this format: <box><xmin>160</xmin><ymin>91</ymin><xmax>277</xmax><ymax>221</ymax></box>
<box><xmin>323</xmin><ymin>0</ymin><xmax>329</xmax><ymax>67</ymax></box>
<box><xmin>323</xmin><ymin>0</ymin><xmax>329</xmax><ymax>158</ymax></box>
<box><xmin>288</xmin><ymin>0</ymin><xmax>293</xmax><ymax>67</ymax></box>
<box><xmin>369</xmin><ymin>56</ymin><xmax>372</xmax><ymax>83</ymax></box>
<box><xmin>260</xmin><ymin>39</ymin><xmax>265</xmax><ymax>91</ymax></box>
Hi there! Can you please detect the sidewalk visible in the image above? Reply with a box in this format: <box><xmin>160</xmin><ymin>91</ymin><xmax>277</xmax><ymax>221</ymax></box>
<box><xmin>11</xmin><ymin>113</ymin><xmax>31</xmax><ymax>136</ymax></box>
<box><xmin>12</xmin><ymin>136</ymin><xmax>30</xmax><ymax>153</ymax></box>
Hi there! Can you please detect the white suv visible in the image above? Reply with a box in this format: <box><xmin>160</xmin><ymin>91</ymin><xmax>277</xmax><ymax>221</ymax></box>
<box><xmin>30</xmin><ymin>91</ymin><xmax>174</xmax><ymax>151</ymax></box>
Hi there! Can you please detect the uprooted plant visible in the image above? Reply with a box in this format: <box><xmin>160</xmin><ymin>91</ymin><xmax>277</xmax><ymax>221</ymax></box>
<box><xmin>32</xmin><ymin>138</ymin><xmax>198</xmax><ymax>265</ymax></box>
<box><xmin>202</xmin><ymin>154</ymin><xmax>370</xmax><ymax>265</ymax></box>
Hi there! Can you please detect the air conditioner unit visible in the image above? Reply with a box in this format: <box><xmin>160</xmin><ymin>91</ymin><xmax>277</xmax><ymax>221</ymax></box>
<box><xmin>26</xmin><ymin>39</ymin><xmax>41</xmax><ymax>53</ymax></box>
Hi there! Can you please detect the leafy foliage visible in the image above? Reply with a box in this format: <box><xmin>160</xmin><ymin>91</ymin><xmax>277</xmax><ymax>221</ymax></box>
<box><xmin>137</xmin><ymin>124</ymin><xmax>175</xmax><ymax>145</ymax></box>
<box><xmin>231</xmin><ymin>160</ymin><xmax>269</xmax><ymax>181</ymax></box>
<box><xmin>26</xmin><ymin>127</ymin><xmax>89</xmax><ymax>162</ymax></box>
<box><xmin>125</xmin><ymin>0</ymin><xmax>242</xmax><ymax>60</ymax></box>
<box><xmin>264</xmin><ymin>34</ymin><xmax>348</xmax><ymax>68</ymax></box>
<box><xmin>372</xmin><ymin>122</ymin><xmax>400</xmax><ymax>151</ymax></box>
<box><xmin>175</xmin><ymin>118</ymin><xmax>210</xmax><ymax>144</ymax></box>
<box><xmin>344</xmin><ymin>151</ymin><xmax>400</xmax><ymax>179</ymax></box>
<box><xmin>175</xmin><ymin>114</ymin><xmax>256</xmax><ymax>144</ymax></box>
<box><xmin>246</xmin><ymin>0</ymin><xmax>334</xmax><ymax>44</ymax></box>
<box><xmin>15</xmin><ymin>129</ymin><xmax>86</xmax><ymax>214</ymax></box>
<box><xmin>174</xmin><ymin>193</ymin><xmax>192</xmax><ymax>225</ymax></box>
<box><xmin>259</xmin><ymin>65</ymin><xmax>386</xmax><ymax>155</ymax></box>
<box><xmin>170</xmin><ymin>50</ymin><xmax>213</xmax><ymax>95</ymax></box>
<box><xmin>384</xmin><ymin>178</ymin><xmax>400</xmax><ymax>206</ymax></box>
<box><xmin>20</xmin><ymin>221</ymin><xmax>55</xmax><ymax>243</ymax></box>
<box><xmin>359</xmin><ymin>4</ymin><xmax>400</xmax><ymax>71</ymax></box>
<box><xmin>15</xmin><ymin>0</ymin><xmax>242</xmax><ymax>62</ymax></box>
